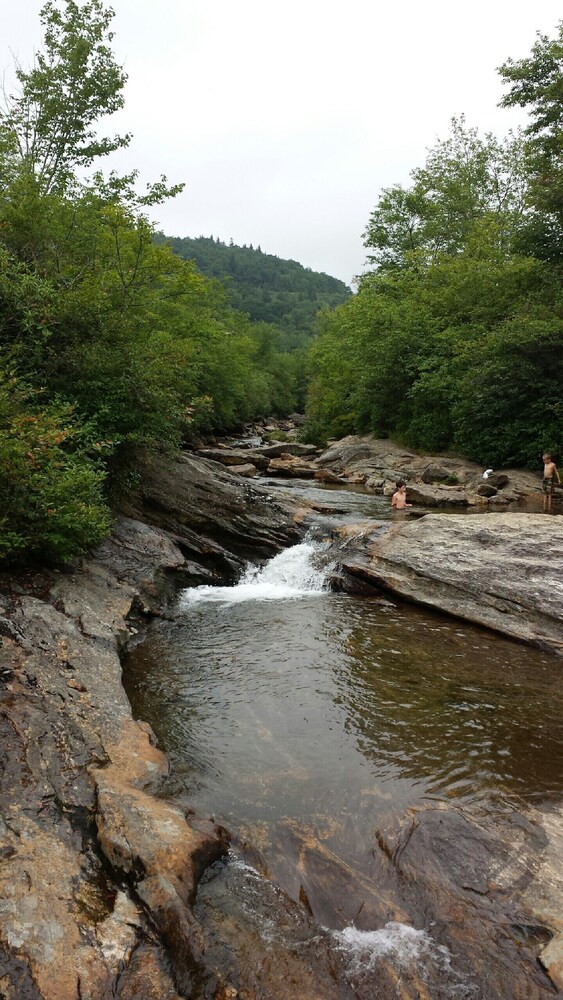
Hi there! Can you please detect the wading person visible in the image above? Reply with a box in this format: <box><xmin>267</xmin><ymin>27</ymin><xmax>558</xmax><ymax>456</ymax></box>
<box><xmin>391</xmin><ymin>481</ymin><xmax>412</xmax><ymax>510</ymax></box>
<box><xmin>542</xmin><ymin>453</ymin><xmax>561</xmax><ymax>511</ymax></box>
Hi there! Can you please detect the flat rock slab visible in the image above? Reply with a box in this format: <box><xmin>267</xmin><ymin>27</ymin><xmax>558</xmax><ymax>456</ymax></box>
<box><xmin>339</xmin><ymin>512</ymin><xmax>563</xmax><ymax>655</ymax></box>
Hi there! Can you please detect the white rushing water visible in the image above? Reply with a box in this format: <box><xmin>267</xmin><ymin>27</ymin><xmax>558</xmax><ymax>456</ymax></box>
<box><xmin>334</xmin><ymin>923</ymin><xmax>475</xmax><ymax>996</ymax></box>
<box><xmin>179</xmin><ymin>540</ymin><xmax>332</xmax><ymax>605</ymax></box>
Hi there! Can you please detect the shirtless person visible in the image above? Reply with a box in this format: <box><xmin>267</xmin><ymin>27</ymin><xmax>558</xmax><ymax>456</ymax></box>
<box><xmin>542</xmin><ymin>453</ymin><xmax>561</xmax><ymax>510</ymax></box>
<box><xmin>391</xmin><ymin>481</ymin><xmax>412</xmax><ymax>510</ymax></box>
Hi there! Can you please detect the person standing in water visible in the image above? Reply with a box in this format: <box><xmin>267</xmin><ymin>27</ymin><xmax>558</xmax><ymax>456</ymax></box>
<box><xmin>542</xmin><ymin>453</ymin><xmax>561</xmax><ymax>511</ymax></box>
<box><xmin>391</xmin><ymin>481</ymin><xmax>412</xmax><ymax>510</ymax></box>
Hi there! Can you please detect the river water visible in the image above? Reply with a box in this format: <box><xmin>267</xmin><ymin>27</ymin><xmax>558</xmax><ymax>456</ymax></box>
<box><xmin>123</xmin><ymin>485</ymin><xmax>562</xmax><ymax>999</ymax></box>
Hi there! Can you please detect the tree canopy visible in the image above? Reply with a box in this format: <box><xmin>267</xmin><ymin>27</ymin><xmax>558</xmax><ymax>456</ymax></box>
<box><xmin>157</xmin><ymin>235</ymin><xmax>351</xmax><ymax>350</ymax></box>
<box><xmin>305</xmin><ymin>28</ymin><xmax>563</xmax><ymax>469</ymax></box>
<box><xmin>0</xmin><ymin>0</ymin><xmax>306</xmax><ymax>566</ymax></box>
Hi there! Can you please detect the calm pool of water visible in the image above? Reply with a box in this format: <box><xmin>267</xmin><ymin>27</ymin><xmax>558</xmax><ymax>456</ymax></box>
<box><xmin>123</xmin><ymin>537</ymin><xmax>562</xmax><ymax>998</ymax></box>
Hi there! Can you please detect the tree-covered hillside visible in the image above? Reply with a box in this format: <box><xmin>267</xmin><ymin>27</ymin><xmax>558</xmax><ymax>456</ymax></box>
<box><xmin>155</xmin><ymin>235</ymin><xmax>352</xmax><ymax>349</ymax></box>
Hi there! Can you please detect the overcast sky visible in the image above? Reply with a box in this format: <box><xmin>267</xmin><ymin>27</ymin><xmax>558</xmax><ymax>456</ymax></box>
<box><xmin>1</xmin><ymin>1</ymin><xmax>561</xmax><ymax>285</ymax></box>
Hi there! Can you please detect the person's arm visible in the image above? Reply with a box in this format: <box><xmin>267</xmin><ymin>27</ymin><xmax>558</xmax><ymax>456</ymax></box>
<box><xmin>556</xmin><ymin>464</ymin><xmax>561</xmax><ymax>484</ymax></box>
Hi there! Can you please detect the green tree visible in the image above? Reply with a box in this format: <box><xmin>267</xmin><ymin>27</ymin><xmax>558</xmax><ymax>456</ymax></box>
<box><xmin>306</xmin><ymin>111</ymin><xmax>561</xmax><ymax>466</ymax></box>
<box><xmin>0</xmin><ymin>375</ymin><xmax>111</xmax><ymax>564</ymax></box>
<box><xmin>0</xmin><ymin>0</ymin><xmax>129</xmax><ymax>196</ymax></box>
<box><xmin>498</xmin><ymin>22</ymin><xmax>563</xmax><ymax>257</ymax></box>
<box><xmin>364</xmin><ymin>118</ymin><xmax>526</xmax><ymax>271</ymax></box>
<box><xmin>0</xmin><ymin>0</ymin><xmax>304</xmax><ymax>566</ymax></box>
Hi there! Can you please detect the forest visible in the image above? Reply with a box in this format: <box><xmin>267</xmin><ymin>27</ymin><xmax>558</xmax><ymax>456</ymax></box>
<box><xmin>155</xmin><ymin>234</ymin><xmax>351</xmax><ymax>350</ymax></box>
<box><xmin>0</xmin><ymin>0</ymin><xmax>313</xmax><ymax>565</ymax></box>
<box><xmin>305</xmin><ymin>29</ymin><xmax>562</xmax><ymax>465</ymax></box>
<box><xmin>0</xmin><ymin>0</ymin><xmax>561</xmax><ymax>567</ymax></box>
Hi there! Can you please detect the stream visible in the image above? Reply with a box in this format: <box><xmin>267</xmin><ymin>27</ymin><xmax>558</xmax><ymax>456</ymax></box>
<box><xmin>123</xmin><ymin>484</ymin><xmax>562</xmax><ymax>999</ymax></box>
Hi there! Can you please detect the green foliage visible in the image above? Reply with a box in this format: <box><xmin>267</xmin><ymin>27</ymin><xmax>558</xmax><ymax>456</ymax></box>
<box><xmin>0</xmin><ymin>0</ymin><xmax>130</xmax><ymax>196</ymax></box>
<box><xmin>306</xmin><ymin>104</ymin><xmax>563</xmax><ymax>468</ymax></box>
<box><xmin>0</xmin><ymin>377</ymin><xmax>111</xmax><ymax>563</ymax></box>
<box><xmin>364</xmin><ymin>118</ymin><xmax>526</xmax><ymax>271</ymax></box>
<box><xmin>0</xmin><ymin>0</ymin><xmax>307</xmax><ymax>567</ymax></box>
<box><xmin>155</xmin><ymin>235</ymin><xmax>352</xmax><ymax>350</ymax></box>
<box><xmin>498</xmin><ymin>21</ymin><xmax>563</xmax><ymax>229</ymax></box>
<box><xmin>452</xmin><ymin>314</ymin><xmax>563</xmax><ymax>466</ymax></box>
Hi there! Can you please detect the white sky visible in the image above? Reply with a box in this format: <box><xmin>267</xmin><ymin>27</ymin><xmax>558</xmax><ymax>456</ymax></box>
<box><xmin>1</xmin><ymin>1</ymin><xmax>561</xmax><ymax>285</ymax></box>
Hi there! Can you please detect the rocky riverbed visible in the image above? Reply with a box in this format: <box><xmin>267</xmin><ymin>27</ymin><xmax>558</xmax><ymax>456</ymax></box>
<box><xmin>0</xmin><ymin>441</ymin><xmax>561</xmax><ymax>998</ymax></box>
<box><xmin>195</xmin><ymin>426</ymin><xmax>553</xmax><ymax>509</ymax></box>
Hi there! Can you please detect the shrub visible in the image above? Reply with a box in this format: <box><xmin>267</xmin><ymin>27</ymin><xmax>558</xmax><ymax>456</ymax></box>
<box><xmin>0</xmin><ymin>377</ymin><xmax>112</xmax><ymax>565</ymax></box>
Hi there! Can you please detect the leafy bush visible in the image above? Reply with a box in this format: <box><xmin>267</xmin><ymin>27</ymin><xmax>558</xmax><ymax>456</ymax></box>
<box><xmin>0</xmin><ymin>377</ymin><xmax>112</xmax><ymax>564</ymax></box>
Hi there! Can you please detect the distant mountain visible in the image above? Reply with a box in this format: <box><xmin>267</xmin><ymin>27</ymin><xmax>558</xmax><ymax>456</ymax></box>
<box><xmin>155</xmin><ymin>234</ymin><xmax>352</xmax><ymax>349</ymax></box>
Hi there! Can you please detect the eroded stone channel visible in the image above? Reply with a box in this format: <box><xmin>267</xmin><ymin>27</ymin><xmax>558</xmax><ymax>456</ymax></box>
<box><xmin>123</xmin><ymin>523</ymin><xmax>562</xmax><ymax>1000</ymax></box>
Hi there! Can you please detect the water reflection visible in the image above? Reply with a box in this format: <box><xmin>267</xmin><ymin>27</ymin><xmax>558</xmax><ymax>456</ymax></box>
<box><xmin>125</xmin><ymin>595</ymin><xmax>562</xmax><ymax>823</ymax></box>
<box><xmin>123</xmin><ymin>577</ymin><xmax>562</xmax><ymax>997</ymax></box>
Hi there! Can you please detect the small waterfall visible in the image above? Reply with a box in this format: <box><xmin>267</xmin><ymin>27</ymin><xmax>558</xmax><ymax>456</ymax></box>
<box><xmin>179</xmin><ymin>541</ymin><xmax>332</xmax><ymax>605</ymax></box>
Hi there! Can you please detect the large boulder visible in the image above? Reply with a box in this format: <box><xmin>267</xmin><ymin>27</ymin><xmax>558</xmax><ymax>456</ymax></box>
<box><xmin>337</xmin><ymin>513</ymin><xmax>563</xmax><ymax>655</ymax></box>
<box><xmin>196</xmin><ymin>447</ymin><xmax>269</xmax><ymax>470</ymax></box>
<box><xmin>267</xmin><ymin>454</ymin><xmax>318</xmax><ymax>478</ymax></box>
<box><xmin>404</xmin><ymin>483</ymin><xmax>486</xmax><ymax>506</ymax></box>
<box><xmin>120</xmin><ymin>452</ymin><xmax>304</xmax><ymax>571</ymax></box>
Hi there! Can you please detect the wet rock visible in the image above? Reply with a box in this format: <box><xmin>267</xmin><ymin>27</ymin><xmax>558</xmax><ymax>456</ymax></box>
<box><xmin>120</xmin><ymin>452</ymin><xmax>304</xmax><ymax>567</ymax></box>
<box><xmin>337</xmin><ymin>512</ymin><xmax>563</xmax><ymax>655</ymax></box>
<box><xmin>373</xmin><ymin>804</ymin><xmax>559</xmax><ymax>998</ymax></box>
<box><xmin>224</xmin><ymin>463</ymin><xmax>257</xmax><ymax>478</ymax></box>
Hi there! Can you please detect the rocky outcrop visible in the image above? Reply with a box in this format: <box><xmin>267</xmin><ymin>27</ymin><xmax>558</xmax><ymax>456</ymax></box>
<box><xmin>316</xmin><ymin>435</ymin><xmax>545</xmax><ymax>507</ymax></box>
<box><xmin>0</xmin><ymin>437</ymin><xmax>560</xmax><ymax>997</ymax></box>
<box><xmin>267</xmin><ymin>454</ymin><xmax>318</xmax><ymax>478</ymax></box>
<box><xmin>0</xmin><ymin>455</ymin><xmax>310</xmax><ymax>1000</ymax></box>
<box><xmin>195</xmin><ymin>430</ymin><xmax>549</xmax><ymax>510</ymax></box>
<box><xmin>120</xmin><ymin>452</ymin><xmax>305</xmax><ymax>577</ymax></box>
<box><xmin>0</xmin><ymin>519</ymin><xmax>230</xmax><ymax>999</ymax></box>
<box><xmin>335</xmin><ymin>512</ymin><xmax>563</xmax><ymax>656</ymax></box>
<box><xmin>195</xmin><ymin>441</ymin><xmax>319</xmax><ymax>479</ymax></box>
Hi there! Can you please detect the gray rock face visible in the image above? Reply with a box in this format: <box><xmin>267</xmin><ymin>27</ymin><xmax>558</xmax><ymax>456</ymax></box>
<box><xmin>120</xmin><ymin>452</ymin><xmax>304</xmax><ymax>573</ymax></box>
<box><xmin>0</xmin><ymin>520</ymin><xmax>228</xmax><ymax>1000</ymax></box>
<box><xmin>338</xmin><ymin>512</ymin><xmax>563</xmax><ymax>655</ymax></box>
<box><xmin>0</xmin><ymin>449</ymin><xmax>311</xmax><ymax>1000</ymax></box>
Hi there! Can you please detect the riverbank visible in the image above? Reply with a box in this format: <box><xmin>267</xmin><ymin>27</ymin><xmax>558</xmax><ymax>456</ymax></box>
<box><xmin>195</xmin><ymin>426</ymin><xmax>555</xmax><ymax>510</ymax></box>
<box><xmin>0</xmin><ymin>455</ymin><xmax>309</xmax><ymax>999</ymax></box>
<box><xmin>0</xmin><ymin>447</ymin><xmax>561</xmax><ymax>997</ymax></box>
